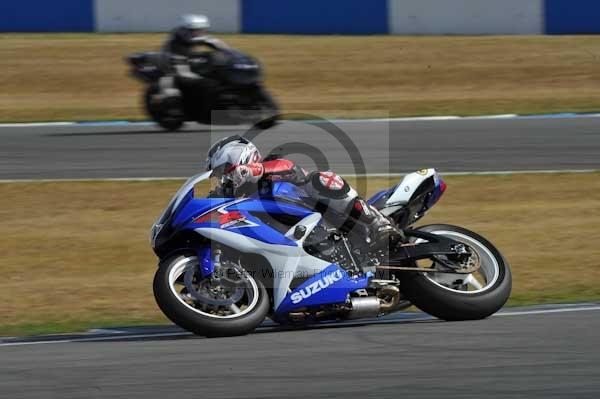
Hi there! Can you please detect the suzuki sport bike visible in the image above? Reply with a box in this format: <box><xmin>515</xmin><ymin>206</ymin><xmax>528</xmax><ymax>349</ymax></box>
<box><xmin>127</xmin><ymin>48</ymin><xmax>279</xmax><ymax>131</ymax></box>
<box><xmin>151</xmin><ymin>169</ymin><xmax>511</xmax><ymax>337</ymax></box>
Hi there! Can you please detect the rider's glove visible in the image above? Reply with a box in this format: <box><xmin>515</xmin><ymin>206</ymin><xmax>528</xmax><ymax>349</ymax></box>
<box><xmin>227</xmin><ymin>163</ymin><xmax>264</xmax><ymax>188</ymax></box>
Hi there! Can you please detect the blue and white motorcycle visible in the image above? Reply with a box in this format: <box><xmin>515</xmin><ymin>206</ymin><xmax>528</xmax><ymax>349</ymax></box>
<box><xmin>151</xmin><ymin>169</ymin><xmax>511</xmax><ymax>337</ymax></box>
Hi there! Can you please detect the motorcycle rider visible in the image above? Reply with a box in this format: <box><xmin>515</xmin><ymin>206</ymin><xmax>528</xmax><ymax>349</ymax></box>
<box><xmin>205</xmin><ymin>136</ymin><xmax>394</xmax><ymax>247</ymax></box>
<box><xmin>163</xmin><ymin>14</ymin><xmax>229</xmax><ymax>57</ymax></box>
<box><xmin>155</xmin><ymin>14</ymin><xmax>228</xmax><ymax>109</ymax></box>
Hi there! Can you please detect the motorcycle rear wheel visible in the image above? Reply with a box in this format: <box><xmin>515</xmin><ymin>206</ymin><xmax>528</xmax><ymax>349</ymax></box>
<box><xmin>400</xmin><ymin>224</ymin><xmax>512</xmax><ymax>321</ymax></box>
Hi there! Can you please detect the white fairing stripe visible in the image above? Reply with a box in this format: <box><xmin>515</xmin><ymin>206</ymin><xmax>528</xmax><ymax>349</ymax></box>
<box><xmin>194</xmin><ymin>212</ymin><xmax>331</xmax><ymax>309</ymax></box>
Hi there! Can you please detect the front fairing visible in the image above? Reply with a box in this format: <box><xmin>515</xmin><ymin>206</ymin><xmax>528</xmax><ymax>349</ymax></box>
<box><xmin>218</xmin><ymin>48</ymin><xmax>262</xmax><ymax>85</ymax></box>
<box><xmin>150</xmin><ymin>171</ymin><xmax>214</xmax><ymax>252</ymax></box>
<box><xmin>150</xmin><ymin>174</ymin><xmax>316</xmax><ymax>253</ymax></box>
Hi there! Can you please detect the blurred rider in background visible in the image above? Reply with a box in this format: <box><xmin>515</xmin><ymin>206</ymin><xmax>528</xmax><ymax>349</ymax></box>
<box><xmin>155</xmin><ymin>14</ymin><xmax>229</xmax><ymax>107</ymax></box>
<box><xmin>163</xmin><ymin>14</ymin><xmax>228</xmax><ymax>57</ymax></box>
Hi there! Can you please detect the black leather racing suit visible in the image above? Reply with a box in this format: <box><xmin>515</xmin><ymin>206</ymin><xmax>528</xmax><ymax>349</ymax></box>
<box><xmin>162</xmin><ymin>28</ymin><xmax>228</xmax><ymax>58</ymax></box>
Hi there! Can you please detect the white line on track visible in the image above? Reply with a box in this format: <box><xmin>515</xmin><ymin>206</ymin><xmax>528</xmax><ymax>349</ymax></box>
<box><xmin>0</xmin><ymin>169</ymin><xmax>597</xmax><ymax>184</ymax></box>
<box><xmin>356</xmin><ymin>169</ymin><xmax>600</xmax><ymax>178</ymax></box>
<box><xmin>0</xmin><ymin>332</ymin><xmax>192</xmax><ymax>347</ymax></box>
<box><xmin>494</xmin><ymin>306</ymin><xmax>600</xmax><ymax>317</ymax></box>
<box><xmin>0</xmin><ymin>122</ymin><xmax>77</xmax><ymax>127</ymax></box>
<box><xmin>2</xmin><ymin>304</ymin><xmax>600</xmax><ymax>347</ymax></box>
<box><xmin>312</xmin><ymin>113</ymin><xmax>600</xmax><ymax>123</ymax></box>
<box><xmin>3</xmin><ymin>112</ymin><xmax>600</xmax><ymax>129</ymax></box>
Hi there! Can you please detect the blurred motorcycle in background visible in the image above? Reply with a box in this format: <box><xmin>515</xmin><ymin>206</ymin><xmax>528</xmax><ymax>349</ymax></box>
<box><xmin>127</xmin><ymin>48</ymin><xmax>279</xmax><ymax>131</ymax></box>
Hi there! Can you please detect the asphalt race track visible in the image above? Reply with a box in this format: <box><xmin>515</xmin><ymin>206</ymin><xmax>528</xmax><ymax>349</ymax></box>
<box><xmin>2</xmin><ymin>116</ymin><xmax>599</xmax><ymax>398</ymax></box>
<box><xmin>1</xmin><ymin>116</ymin><xmax>600</xmax><ymax>180</ymax></box>
<box><xmin>2</xmin><ymin>304</ymin><xmax>600</xmax><ymax>398</ymax></box>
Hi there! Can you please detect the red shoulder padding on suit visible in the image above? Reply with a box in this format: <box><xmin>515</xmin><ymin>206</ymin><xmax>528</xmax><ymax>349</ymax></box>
<box><xmin>262</xmin><ymin>159</ymin><xmax>296</xmax><ymax>174</ymax></box>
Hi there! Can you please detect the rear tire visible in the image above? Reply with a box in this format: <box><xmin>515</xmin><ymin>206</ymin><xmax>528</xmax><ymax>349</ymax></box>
<box><xmin>401</xmin><ymin>224</ymin><xmax>512</xmax><ymax>321</ymax></box>
<box><xmin>153</xmin><ymin>254</ymin><xmax>270</xmax><ymax>337</ymax></box>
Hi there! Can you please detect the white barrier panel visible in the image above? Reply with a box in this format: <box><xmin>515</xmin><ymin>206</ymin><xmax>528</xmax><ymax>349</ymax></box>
<box><xmin>389</xmin><ymin>0</ymin><xmax>544</xmax><ymax>35</ymax></box>
<box><xmin>95</xmin><ymin>0</ymin><xmax>240</xmax><ymax>33</ymax></box>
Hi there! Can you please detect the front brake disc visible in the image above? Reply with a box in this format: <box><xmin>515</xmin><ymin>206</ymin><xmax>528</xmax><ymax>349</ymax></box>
<box><xmin>183</xmin><ymin>266</ymin><xmax>245</xmax><ymax>306</ymax></box>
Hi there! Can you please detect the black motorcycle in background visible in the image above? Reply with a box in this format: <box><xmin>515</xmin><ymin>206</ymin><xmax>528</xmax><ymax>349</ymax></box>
<box><xmin>127</xmin><ymin>48</ymin><xmax>279</xmax><ymax>131</ymax></box>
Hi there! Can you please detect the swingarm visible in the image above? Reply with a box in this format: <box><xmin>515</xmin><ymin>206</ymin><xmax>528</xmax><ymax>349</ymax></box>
<box><xmin>375</xmin><ymin>229</ymin><xmax>481</xmax><ymax>274</ymax></box>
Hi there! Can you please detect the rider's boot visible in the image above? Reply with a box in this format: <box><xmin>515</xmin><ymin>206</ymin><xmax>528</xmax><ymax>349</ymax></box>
<box><xmin>349</xmin><ymin>198</ymin><xmax>398</xmax><ymax>249</ymax></box>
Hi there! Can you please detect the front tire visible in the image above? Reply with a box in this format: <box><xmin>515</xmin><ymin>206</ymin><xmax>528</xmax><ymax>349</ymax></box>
<box><xmin>153</xmin><ymin>254</ymin><xmax>269</xmax><ymax>337</ymax></box>
<box><xmin>253</xmin><ymin>114</ymin><xmax>279</xmax><ymax>130</ymax></box>
<box><xmin>144</xmin><ymin>85</ymin><xmax>185</xmax><ymax>132</ymax></box>
<box><xmin>401</xmin><ymin>224</ymin><xmax>512</xmax><ymax>321</ymax></box>
<box><xmin>252</xmin><ymin>87</ymin><xmax>279</xmax><ymax>130</ymax></box>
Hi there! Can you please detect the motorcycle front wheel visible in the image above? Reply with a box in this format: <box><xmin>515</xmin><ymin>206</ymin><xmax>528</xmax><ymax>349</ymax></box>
<box><xmin>153</xmin><ymin>254</ymin><xmax>269</xmax><ymax>337</ymax></box>
<box><xmin>144</xmin><ymin>85</ymin><xmax>185</xmax><ymax>132</ymax></box>
<box><xmin>247</xmin><ymin>86</ymin><xmax>279</xmax><ymax>130</ymax></box>
<box><xmin>400</xmin><ymin>224</ymin><xmax>512</xmax><ymax>321</ymax></box>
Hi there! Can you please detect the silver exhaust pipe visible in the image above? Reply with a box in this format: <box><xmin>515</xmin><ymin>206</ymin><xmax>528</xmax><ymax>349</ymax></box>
<box><xmin>346</xmin><ymin>297</ymin><xmax>381</xmax><ymax>319</ymax></box>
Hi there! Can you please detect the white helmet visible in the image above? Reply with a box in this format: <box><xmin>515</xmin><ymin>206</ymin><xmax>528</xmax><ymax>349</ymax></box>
<box><xmin>181</xmin><ymin>14</ymin><xmax>210</xmax><ymax>30</ymax></box>
<box><xmin>206</xmin><ymin>136</ymin><xmax>262</xmax><ymax>175</ymax></box>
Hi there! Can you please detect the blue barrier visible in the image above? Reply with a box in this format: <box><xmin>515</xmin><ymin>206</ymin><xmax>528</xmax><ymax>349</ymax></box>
<box><xmin>545</xmin><ymin>0</ymin><xmax>600</xmax><ymax>34</ymax></box>
<box><xmin>241</xmin><ymin>0</ymin><xmax>388</xmax><ymax>34</ymax></box>
<box><xmin>0</xmin><ymin>0</ymin><xmax>94</xmax><ymax>32</ymax></box>
<box><xmin>1</xmin><ymin>0</ymin><xmax>600</xmax><ymax>35</ymax></box>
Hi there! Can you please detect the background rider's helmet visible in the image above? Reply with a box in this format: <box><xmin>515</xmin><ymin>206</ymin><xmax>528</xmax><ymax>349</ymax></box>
<box><xmin>206</xmin><ymin>136</ymin><xmax>262</xmax><ymax>176</ymax></box>
<box><xmin>179</xmin><ymin>14</ymin><xmax>211</xmax><ymax>44</ymax></box>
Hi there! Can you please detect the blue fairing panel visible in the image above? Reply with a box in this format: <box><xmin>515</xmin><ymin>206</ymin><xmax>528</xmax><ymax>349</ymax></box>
<box><xmin>177</xmin><ymin>198</ymin><xmax>300</xmax><ymax>247</ymax></box>
<box><xmin>173</xmin><ymin>198</ymin><xmax>235</xmax><ymax>228</ymax></box>
<box><xmin>175</xmin><ymin>196</ymin><xmax>313</xmax><ymax>229</ymax></box>
<box><xmin>228</xmin><ymin>199</ymin><xmax>313</xmax><ymax>219</ymax></box>
<box><xmin>276</xmin><ymin>265</ymin><xmax>370</xmax><ymax>314</ymax></box>
<box><xmin>270</xmin><ymin>182</ymin><xmax>308</xmax><ymax>203</ymax></box>
<box><xmin>368</xmin><ymin>189</ymin><xmax>390</xmax><ymax>205</ymax></box>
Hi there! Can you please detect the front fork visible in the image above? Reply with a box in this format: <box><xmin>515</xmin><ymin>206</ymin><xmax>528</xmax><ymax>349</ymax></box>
<box><xmin>198</xmin><ymin>245</ymin><xmax>216</xmax><ymax>277</ymax></box>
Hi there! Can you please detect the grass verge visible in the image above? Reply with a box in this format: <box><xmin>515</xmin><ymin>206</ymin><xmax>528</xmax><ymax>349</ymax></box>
<box><xmin>1</xmin><ymin>173</ymin><xmax>599</xmax><ymax>336</ymax></box>
<box><xmin>2</xmin><ymin>34</ymin><xmax>600</xmax><ymax>122</ymax></box>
